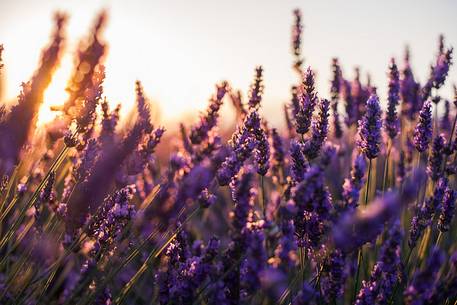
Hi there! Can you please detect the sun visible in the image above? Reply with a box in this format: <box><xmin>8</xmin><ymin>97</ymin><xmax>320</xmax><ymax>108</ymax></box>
<box><xmin>37</xmin><ymin>55</ymin><xmax>72</xmax><ymax>126</ymax></box>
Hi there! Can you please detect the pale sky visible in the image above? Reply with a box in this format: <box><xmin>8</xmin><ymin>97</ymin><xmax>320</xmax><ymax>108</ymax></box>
<box><xmin>1</xmin><ymin>0</ymin><xmax>456</xmax><ymax>127</ymax></box>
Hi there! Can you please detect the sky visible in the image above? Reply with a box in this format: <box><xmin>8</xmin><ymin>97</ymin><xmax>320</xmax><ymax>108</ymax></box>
<box><xmin>0</xmin><ymin>0</ymin><xmax>456</xmax><ymax>127</ymax></box>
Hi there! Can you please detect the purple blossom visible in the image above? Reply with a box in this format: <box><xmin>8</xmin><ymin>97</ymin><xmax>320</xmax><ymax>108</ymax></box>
<box><xmin>291</xmin><ymin>9</ymin><xmax>304</xmax><ymax>72</ymax></box>
<box><xmin>427</xmin><ymin>134</ymin><xmax>445</xmax><ymax>181</ymax></box>
<box><xmin>408</xmin><ymin>178</ymin><xmax>447</xmax><ymax>248</ymax></box>
<box><xmin>270</xmin><ymin>127</ymin><xmax>285</xmax><ymax>181</ymax></box>
<box><xmin>404</xmin><ymin>247</ymin><xmax>444</xmax><ymax>305</ymax></box>
<box><xmin>342</xmin><ymin>154</ymin><xmax>367</xmax><ymax>210</ymax></box>
<box><xmin>248</xmin><ymin>66</ymin><xmax>264</xmax><ymax>110</ymax></box>
<box><xmin>241</xmin><ymin>221</ymin><xmax>267</xmax><ymax>298</ymax></box>
<box><xmin>190</xmin><ymin>82</ymin><xmax>228</xmax><ymax>145</ymax></box>
<box><xmin>343</xmin><ymin>79</ymin><xmax>357</xmax><ymax>127</ymax></box>
<box><xmin>330</xmin><ymin>58</ymin><xmax>343</xmax><ymax>139</ymax></box>
<box><xmin>357</xmin><ymin>94</ymin><xmax>382</xmax><ymax>159</ymax></box>
<box><xmin>253</xmin><ymin>124</ymin><xmax>270</xmax><ymax>176</ymax></box>
<box><xmin>303</xmin><ymin>98</ymin><xmax>330</xmax><ymax>160</ymax></box>
<box><xmin>440</xmin><ymin>99</ymin><xmax>451</xmax><ymax>132</ymax></box>
<box><xmin>355</xmin><ymin>221</ymin><xmax>402</xmax><ymax>305</ymax></box>
<box><xmin>321</xmin><ymin>249</ymin><xmax>346</xmax><ymax>303</ymax></box>
<box><xmin>384</xmin><ymin>58</ymin><xmax>401</xmax><ymax>140</ymax></box>
<box><xmin>438</xmin><ymin>186</ymin><xmax>457</xmax><ymax>232</ymax></box>
<box><xmin>289</xmin><ymin>140</ymin><xmax>308</xmax><ymax>183</ymax></box>
<box><xmin>413</xmin><ymin>100</ymin><xmax>433</xmax><ymax>153</ymax></box>
<box><xmin>0</xmin><ymin>13</ymin><xmax>66</xmax><ymax>176</ymax></box>
<box><xmin>292</xmin><ymin>165</ymin><xmax>332</xmax><ymax>248</ymax></box>
<box><xmin>400</xmin><ymin>46</ymin><xmax>421</xmax><ymax>120</ymax></box>
<box><xmin>295</xmin><ymin>67</ymin><xmax>318</xmax><ymax>135</ymax></box>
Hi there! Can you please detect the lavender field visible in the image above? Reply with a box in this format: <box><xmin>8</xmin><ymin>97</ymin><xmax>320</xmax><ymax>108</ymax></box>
<box><xmin>0</xmin><ymin>5</ymin><xmax>456</xmax><ymax>305</ymax></box>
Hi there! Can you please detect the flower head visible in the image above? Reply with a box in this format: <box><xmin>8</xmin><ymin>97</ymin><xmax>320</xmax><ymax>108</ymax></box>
<box><xmin>413</xmin><ymin>100</ymin><xmax>433</xmax><ymax>153</ymax></box>
<box><xmin>357</xmin><ymin>94</ymin><xmax>383</xmax><ymax>159</ymax></box>
<box><xmin>384</xmin><ymin>58</ymin><xmax>401</xmax><ymax>140</ymax></box>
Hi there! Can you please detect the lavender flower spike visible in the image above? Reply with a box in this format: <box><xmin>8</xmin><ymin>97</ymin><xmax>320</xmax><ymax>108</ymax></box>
<box><xmin>303</xmin><ymin>98</ymin><xmax>330</xmax><ymax>160</ymax></box>
<box><xmin>295</xmin><ymin>67</ymin><xmax>318</xmax><ymax>135</ymax></box>
<box><xmin>0</xmin><ymin>44</ymin><xmax>4</xmax><ymax>73</ymax></box>
<box><xmin>413</xmin><ymin>100</ymin><xmax>433</xmax><ymax>153</ymax></box>
<box><xmin>342</xmin><ymin>154</ymin><xmax>367</xmax><ymax>210</ymax></box>
<box><xmin>384</xmin><ymin>58</ymin><xmax>400</xmax><ymax>140</ymax></box>
<box><xmin>404</xmin><ymin>247</ymin><xmax>444</xmax><ymax>305</ymax></box>
<box><xmin>247</xmin><ymin>66</ymin><xmax>264</xmax><ymax>110</ymax></box>
<box><xmin>357</xmin><ymin>94</ymin><xmax>383</xmax><ymax>159</ymax></box>
<box><xmin>438</xmin><ymin>186</ymin><xmax>457</xmax><ymax>232</ymax></box>
<box><xmin>291</xmin><ymin>9</ymin><xmax>304</xmax><ymax>72</ymax></box>
<box><xmin>427</xmin><ymin>134</ymin><xmax>445</xmax><ymax>181</ymax></box>
<box><xmin>289</xmin><ymin>140</ymin><xmax>308</xmax><ymax>183</ymax></box>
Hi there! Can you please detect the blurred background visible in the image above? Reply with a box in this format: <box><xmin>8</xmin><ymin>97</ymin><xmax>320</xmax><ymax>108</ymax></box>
<box><xmin>1</xmin><ymin>0</ymin><xmax>456</xmax><ymax>128</ymax></box>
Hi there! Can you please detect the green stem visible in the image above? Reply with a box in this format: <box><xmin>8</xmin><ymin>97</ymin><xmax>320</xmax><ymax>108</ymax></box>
<box><xmin>260</xmin><ymin>175</ymin><xmax>266</xmax><ymax>219</ymax></box>
<box><xmin>382</xmin><ymin>142</ymin><xmax>392</xmax><ymax>194</ymax></box>
<box><xmin>364</xmin><ymin>158</ymin><xmax>373</xmax><ymax>206</ymax></box>
<box><xmin>352</xmin><ymin>249</ymin><xmax>363</xmax><ymax>303</ymax></box>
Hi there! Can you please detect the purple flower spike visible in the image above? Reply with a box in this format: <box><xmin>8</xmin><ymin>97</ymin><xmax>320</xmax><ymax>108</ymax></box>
<box><xmin>441</xmin><ymin>99</ymin><xmax>451</xmax><ymax>132</ymax></box>
<box><xmin>295</xmin><ymin>67</ymin><xmax>318</xmax><ymax>135</ymax></box>
<box><xmin>408</xmin><ymin>178</ymin><xmax>447</xmax><ymax>248</ymax></box>
<box><xmin>270</xmin><ymin>128</ymin><xmax>285</xmax><ymax>180</ymax></box>
<box><xmin>321</xmin><ymin>249</ymin><xmax>346</xmax><ymax>303</ymax></box>
<box><xmin>357</xmin><ymin>94</ymin><xmax>383</xmax><ymax>159</ymax></box>
<box><xmin>291</xmin><ymin>9</ymin><xmax>304</xmax><ymax>72</ymax></box>
<box><xmin>342</xmin><ymin>154</ymin><xmax>367</xmax><ymax>210</ymax></box>
<box><xmin>253</xmin><ymin>125</ymin><xmax>270</xmax><ymax>176</ymax></box>
<box><xmin>355</xmin><ymin>221</ymin><xmax>403</xmax><ymax>305</ymax></box>
<box><xmin>248</xmin><ymin>66</ymin><xmax>264</xmax><ymax>110</ymax></box>
<box><xmin>190</xmin><ymin>82</ymin><xmax>228</xmax><ymax>145</ymax></box>
<box><xmin>303</xmin><ymin>98</ymin><xmax>330</xmax><ymax>159</ymax></box>
<box><xmin>331</xmin><ymin>58</ymin><xmax>343</xmax><ymax>139</ymax></box>
<box><xmin>384</xmin><ymin>58</ymin><xmax>401</xmax><ymax>140</ymax></box>
<box><xmin>438</xmin><ymin>186</ymin><xmax>457</xmax><ymax>232</ymax></box>
<box><xmin>404</xmin><ymin>247</ymin><xmax>444</xmax><ymax>305</ymax></box>
<box><xmin>431</xmin><ymin>47</ymin><xmax>453</xmax><ymax>90</ymax></box>
<box><xmin>289</xmin><ymin>140</ymin><xmax>308</xmax><ymax>183</ymax></box>
<box><xmin>413</xmin><ymin>100</ymin><xmax>433</xmax><ymax>153</ymax></box>
<box><xmin>427</xmin><ymin>134</ymin><xmax>446</xmax><ymax>181</ymax></box>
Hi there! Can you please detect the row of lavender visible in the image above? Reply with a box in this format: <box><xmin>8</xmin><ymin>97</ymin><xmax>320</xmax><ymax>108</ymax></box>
<box><xmin>0</xmin><ymin>9</ymin><xmax>456</xmax><ymax>305</ymax></box>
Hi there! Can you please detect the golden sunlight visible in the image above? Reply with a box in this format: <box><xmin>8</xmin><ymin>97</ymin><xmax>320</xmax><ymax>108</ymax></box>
<box><xmin>38</xmin><ymin>56</ymin><xmax>72</xmax><ymax>125</ymax></box>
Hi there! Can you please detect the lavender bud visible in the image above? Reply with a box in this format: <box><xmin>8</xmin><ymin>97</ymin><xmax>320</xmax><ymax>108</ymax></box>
<box><xmin>248</xmin><ymin>66</ymin><xmax>264</xmax><ymax>110</ymax></box>
<box><xmin>289</xmin><ymin>140</ymin><xmax>308</xmax><ymax>183</ymax></box>
<box><xmin>413</xmin><ymin>100</ymin><xmax>433</xmax><ymax>153</ymax></box>
<box><xmin>295</xmin><ymin>67</ymin><xmax>318</xmax><ymax>135</ymax></box>
<box><xmin>342</xmin><ymin>155</ymin><xmax>367</xmax><ymax>210</ymax></box>
<box><xmin>291</xmin><ymin>9</ymin><xmax>304</xmax><ymax>72</ymax></box>
<box><xmin>438</xmin><ymin>186</ymin><xmax>457</xmax><ymax>232</ymax></box>
<box><xmin>427</xmin><ymin>134</ymin><xmax>445</xmax><ymax>181</ymax></box>
<box><xmin>303</xmin><ymin>98</ymin><xmax>330</xmax><ymax>160</ymax></box>
<box><xmin>384</xmin><ymin>58</ymin><xmax>401</xmax><ymax>140</ymax></box>
<box><xmin>357</xmin><ymin>94</ymin><xmax>382</xmax><ymax>159</ymax></box>
<box><xmin>404</xmin><ymin>247</ymin><xmax>444</xmax><ymax>305</ymax></box>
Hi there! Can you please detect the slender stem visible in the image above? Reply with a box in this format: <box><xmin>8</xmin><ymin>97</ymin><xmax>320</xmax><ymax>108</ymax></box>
<box><xmin>382</xmin><ymin>142</ymin><xmax>392</xmax><ymax>194</ymax></box>
<box><xmin>364</xmin><ymin>158</ymin><xmax>373</xmax><ymax>206</ymax></box>
<box><xmin>352</xmin><ymin>158</ymin><xmax>373</xmax><ymax>303</ymax></box>
<box><xmin>435</xmin><ymin>231</ymin><xmax>443</xmax><ymax>247</ymax></box>
<box><xmin>260</xmin><ymin>175</ymin><xmax>266</xmax><ymax>219</ymax></box>
<box><xmin>352</xmin><ymin>249</ymin><xmax>363</xmax><ymax>303</ymax></box>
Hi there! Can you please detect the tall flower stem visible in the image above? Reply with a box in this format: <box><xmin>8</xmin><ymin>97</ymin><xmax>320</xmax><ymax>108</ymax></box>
<box><xmin>260</xmin><ymin>175</ymin><xmax>266</xmax><ymax>219</ymax></box>
<box><xmin>352</xmin><ymin>157</ymin><xmax>373</xmax><ymax>303</ymax></box>
<box><xmin>435</xmin><ymin>231</ymin><xmax>443</xmax><ymax>246</ymax></box>
<box><xmin>382</xmin><ymin>141</ymin><xmax>392</xmax><ymax>194</ymax></box>
<box><xmin>364</xmin><ymin>158</ymin><xmax>373</xmax><ymax>206</ymax></box>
